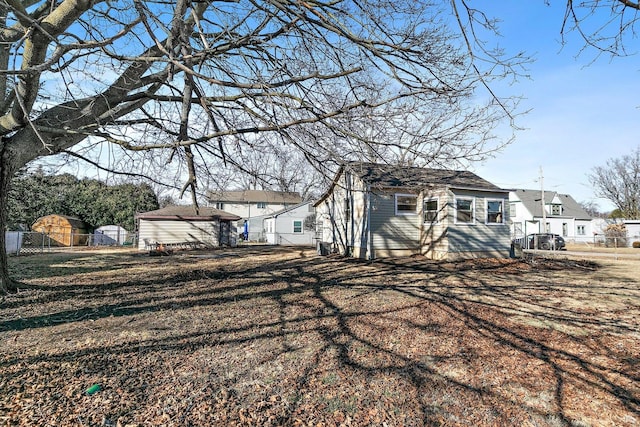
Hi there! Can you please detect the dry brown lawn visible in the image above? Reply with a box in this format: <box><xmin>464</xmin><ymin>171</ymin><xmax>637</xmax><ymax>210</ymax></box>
<box><xmin>1</xmin><ymin>247</ymin><xmax>639</xmax><ymax>426</ymax></box>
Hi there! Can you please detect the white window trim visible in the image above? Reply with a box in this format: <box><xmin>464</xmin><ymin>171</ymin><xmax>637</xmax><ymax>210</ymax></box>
<box><xmin>454</xmin><ymin>197</ymin><xmax>475</xmax><ymax>225</ymax></box>
<box><xmin>293</xmin><ymin>220</ymin><xmax>303</xmax><ymax>233</ymax></box>
<box><xmin>395</xmin><ymin>193</ymin><xmax>418</xmax><ymax>216</ymax></box>
<box><xmin>485</xmin><ymin>198</ymin><xmax>505</xmax><ymax>225</ymax></box>
<box><xmin>423</xmin><ymin>197</ymin><xmax>439</xmax><ymax>224</ymax></box>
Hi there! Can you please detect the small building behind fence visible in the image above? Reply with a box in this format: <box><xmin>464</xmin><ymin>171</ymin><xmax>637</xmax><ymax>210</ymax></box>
<box><xmin>93</xmin><ymin>225</ymin><xmax>131</xmax><ymax>246</ymax></box>
<box><xmin>31</xmin><ymin>214</ymin><xmax>89</xmax><ymax>247</ymax></box>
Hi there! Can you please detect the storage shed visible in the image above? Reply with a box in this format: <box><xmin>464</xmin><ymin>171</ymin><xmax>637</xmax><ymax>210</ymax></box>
<box><xmin>93</xmin><ymin>225</ymin><xmax>131</xmax><ymax>246</ymax></box>
<box><xmin>31</xmin><ymin>214</ymin><xmax>89</xmax><ymax>247</ymax></box>
<box><xmin>136</xmin><ymin>205</ymin><xmax>240</xmax><ymax>250</ymax></box>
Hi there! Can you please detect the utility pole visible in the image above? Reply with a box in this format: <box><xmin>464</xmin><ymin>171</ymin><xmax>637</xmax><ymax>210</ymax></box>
<box><xmin>540</xmin><ymin>166</ymin><xmax>546</xmax><ymax>233</ymax></box>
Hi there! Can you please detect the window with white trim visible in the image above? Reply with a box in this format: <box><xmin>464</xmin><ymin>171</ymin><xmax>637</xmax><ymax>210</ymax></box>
<box><xmin>455</xmin><ymin>197</ymin><xmax>474</xmax><ymax>224</ymax></box>
<box><xmin>293</xmin><ymin>220</ymin><xmax>303</xmax><ymax>233</ymax></box>
<box><xmin>424</xmin><ymin>198</ymin><xmax>439</xmax><ymax>223</ymax></box>
<box><xmin>257</xmin><ymin>202</ymin><xmax>266</xmax><ymax>209</ymax></box>
<box><xmin>215</xmin><ymin>202</ymin><xmax>224</xmax><ymax>210</ymax></box>
<box><xmin>577</xmin><ymin>225</ymin><xmax>586</xmax><ymax>235</ymax></box>
<box><xmin>395</xmin><ymin>194</ymin><xmax>418</xmax><ymax>215</ymax></box>
<box><xmin>486</xmin><ymin>199</ymin><xmax>504</xmax><ymax>224</ymax></box>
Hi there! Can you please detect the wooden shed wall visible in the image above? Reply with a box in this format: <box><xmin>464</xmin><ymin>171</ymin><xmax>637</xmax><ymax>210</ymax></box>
<box><xmin>32</xmin><ymin>215</ymin><xmax>88</xmax><ymax>247</ymax></box>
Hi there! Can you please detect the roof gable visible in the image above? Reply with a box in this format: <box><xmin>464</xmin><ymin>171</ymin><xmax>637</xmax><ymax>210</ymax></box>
<box><xmin>512</xmin><ymin>189</ymin><xmax>592</xmax><ymax>219</ymax></box>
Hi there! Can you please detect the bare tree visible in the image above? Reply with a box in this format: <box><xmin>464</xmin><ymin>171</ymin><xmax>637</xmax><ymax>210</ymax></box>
<box><xmin>589</xmin><ymin>146</ymin><xmax>640</xmax><ymax>219</ymax></box>
<box><xmin>2</xmin><ymin>1</ymin><xmax>638</xmax><ymax>293</ymax></box>
<box><xmin>0</xmin><ymin>0</ymin><xmax>529</xmax><ymax>294</ymax></box>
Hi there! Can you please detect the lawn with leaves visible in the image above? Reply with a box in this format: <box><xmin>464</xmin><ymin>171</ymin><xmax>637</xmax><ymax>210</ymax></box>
<box><xmin>1</xmin><ymin>247</ymin><xmax>639</xmax><ymax>426</ymax></box>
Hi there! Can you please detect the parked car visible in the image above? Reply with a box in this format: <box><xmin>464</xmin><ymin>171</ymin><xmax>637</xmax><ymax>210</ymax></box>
<box><xmin>514</xmin><ymin>233</ymin><xmax>566</xmax><ymax>250</ymax></box>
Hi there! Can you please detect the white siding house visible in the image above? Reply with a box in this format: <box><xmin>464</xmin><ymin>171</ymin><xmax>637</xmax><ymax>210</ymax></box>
<box><xmin>136</xmin><ymin>205</ymin><xmax>240</xmax><ymax>250</ymax></box>
<box><xmin>509</xmin><ymin>189</ymin><xmax>594</xmax><ymax>243</ymax></box>
<box><xmin>315</xmin><ymin>162</ymin><xmax>511</xmax><ymax>260</ymax></box>
<box><xmin>206</xmin><ymin>190</ymin><xmax>303</xmax><ymax>241</ymax></box>
<box><xmin>264</xmin><ymin>201</ymin><xmax>315</xmax><ymax>246</ymax></box>
<box><xmin>625</xmin><ymin>220</ymin><xmax>640</xmax><ymax>246</ymax></box>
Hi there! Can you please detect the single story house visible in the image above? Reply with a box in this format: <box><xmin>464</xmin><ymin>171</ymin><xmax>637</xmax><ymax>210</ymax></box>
<box><xmin>264</xmin><ymin>201</ymin><xmax>316</xmax><ymax>246</ymax></box>
<box><xmin>509</xmin><ymin>189</ymin><xmax>593</xmax><ymax>243</ymax></box>
<box><xmin>136</xmin><ymin>205</ymin><xmax>241</xmax><ymax>250</ymax></box>
<box><xmin>314</xmin><ymin>162</ymin><xmax>511</xmax><ymax>260</ymax></box>
<box><xmin>31</xmin><ymin>214</ymin><xmax>89</xmax><ymax>247</ymax></box>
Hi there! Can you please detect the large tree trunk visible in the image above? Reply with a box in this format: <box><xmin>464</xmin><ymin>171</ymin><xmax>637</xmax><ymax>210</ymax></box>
<box><xmin>0</xmin><ymin>151</ymin><xmax>19</xmax><ymax>295</ymax></box>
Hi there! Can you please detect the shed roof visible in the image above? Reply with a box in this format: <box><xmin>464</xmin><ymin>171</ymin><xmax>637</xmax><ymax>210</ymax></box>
<box><xmin>512</xmin><ymin>189</ymin><xmax>592</xmax><ymax>220</ymax></box>
<box><xmin>207</xmin><ymin>190</ymin><xmax>302</xmax><ymax>204</ymax></box>
<box><xmin>136</xmin><ymin>205</ymin><xmax>241</xmax><ymax>221</ymax></box>
<box><xmin>316</xmin><ymin>162</ymin><xmax>505</xmax><ymax>206</ymax></box>
<box><xmin>32</xmin><ymin>214</ymin><xmax>87</xmax><ymax>230</ymax></box>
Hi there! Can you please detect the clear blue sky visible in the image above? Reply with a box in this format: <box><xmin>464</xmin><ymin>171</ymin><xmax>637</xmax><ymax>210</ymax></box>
<box><xmin>468</xmin><ymin>2</ymin><xmax>639</xmax><ymax>212</ymax></box>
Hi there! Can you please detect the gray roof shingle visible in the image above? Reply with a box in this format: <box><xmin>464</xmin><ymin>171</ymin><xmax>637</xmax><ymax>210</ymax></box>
<box><xmin>346</xmin><ymin>162</ymin><xmax>505</xmax><ymax>192</ymax></box>
<box><xmin>512</xmin><ymin>189</ymin><xmax>592</xmax><ymax>219</ymax></box>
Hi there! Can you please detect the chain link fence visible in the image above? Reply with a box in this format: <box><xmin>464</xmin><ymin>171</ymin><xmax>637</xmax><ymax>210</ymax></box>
<box><xmin>5</xmin><ymin>231</ymin><xmax>137</xmax><ymax>256</ymax></box>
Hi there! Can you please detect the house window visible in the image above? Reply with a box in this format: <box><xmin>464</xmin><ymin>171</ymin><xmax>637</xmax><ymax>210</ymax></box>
<box><xmin>455</xmin><ymin>197</ymin><xmax>474</xmax><ymax>224</ymax></box>
<box><xmin>424</xmin><ymin>198</ymin><xmax>439</xmax><ymax>223</ymax></box>
<box><xmin>562</xmin><ymin>223</ymin><xmax>568</xmax><ymax>236</ymax></box>
<box><xmin>215</xmin><ymin>202</ymin><xmax>224</xmax><ymax>210</ymax></box>
<box><xmin>293</xmin><ymin>220</ymin><xmax>303</xmax><ymax>233</ymax></box>
<box><xmin>257</xmin><ymin>202</ymin><xmax>266</xmax><ymax>209</ymax></box>
<box><xmin>551</xmin><ymin>204</ymin><xmax>562</xmax><ymax>215</ymax></box>
<box><xmin>509</xmin><ymin>203</ymin><xmax>517</xmax><ymax>217</ymax></box>
<box><xmin>486</xmin><ymin>200</ymin><xmax>504</xmax><ymax>224</ymax></box>
<box><xmin>577</xmin><ymin>225</ymin><xmax>586</xmax><ymax>235</ymax></box>
<box><xmin>395</xmin><ymin>194</ymin><xmax>418</xmax><ymax>215</ymax></box>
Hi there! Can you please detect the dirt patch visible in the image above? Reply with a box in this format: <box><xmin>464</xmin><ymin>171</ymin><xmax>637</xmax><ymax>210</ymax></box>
<box><xmin>1</xmin><ymin>247</ymin><xmax>639</xmax><ymax>426</ymax></box>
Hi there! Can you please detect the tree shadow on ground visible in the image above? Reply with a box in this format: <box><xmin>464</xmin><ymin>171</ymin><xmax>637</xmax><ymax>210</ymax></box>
<box><xmin>1</xmin><ymin>249</ymin><xmax>639</xmax><ymax>426</ymax></box>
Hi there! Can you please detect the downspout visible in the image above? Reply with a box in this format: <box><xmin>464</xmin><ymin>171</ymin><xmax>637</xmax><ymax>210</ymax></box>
<box><xmin>367</xmin><ymin>184</ymin><xmax>373</xmax><ymax>260</ymax></box>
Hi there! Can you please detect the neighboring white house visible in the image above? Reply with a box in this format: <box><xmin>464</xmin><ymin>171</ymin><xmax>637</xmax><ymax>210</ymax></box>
<box><xmin>264</xmin><ymin>201</ymin><xmax>315</xmax><ymax>246</ymax></box>
<box><xmin>206</xmin><ymin>190</ymin><xmax>302</xmax><ymax>241</ymax></box>
<box><xmin>136</xmin><ymin>205</ymin><xmax>240</xmax><ymax>250</ymax></box>
<box><xmin>625</xmin><ymin>220</ymin><xmax>640</xmax><ymax>246</ymax></box>
<box><xmin>315</xmin><ymin>162</ymin><xmax>511</xmax><ymax>260</ymax></box>
<box><xmin>509</xmin><ymin>189</ymin><xmax>594</xmax><ymax>243</ymax></box>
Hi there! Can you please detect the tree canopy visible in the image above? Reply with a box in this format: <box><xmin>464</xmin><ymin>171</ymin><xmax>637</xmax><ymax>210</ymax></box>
<box><xmin>7</xmin><ymin>171</ymin><xmax>159</xmax><ymax>231</ymax></box>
